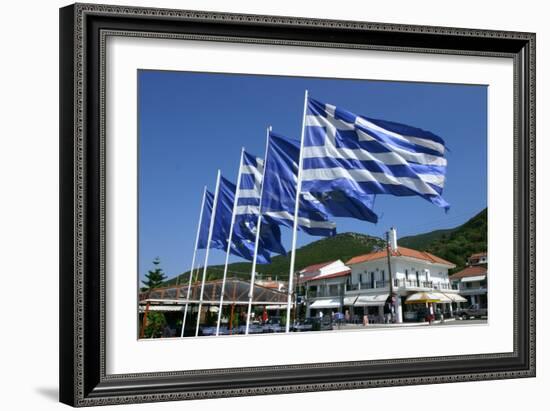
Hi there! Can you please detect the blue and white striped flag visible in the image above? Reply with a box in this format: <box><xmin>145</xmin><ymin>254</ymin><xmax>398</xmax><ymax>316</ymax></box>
<box><xmin>302</xmin><ymin>97</ymin><xmax>450</xmax><ymax>210</ymax></box>
<box><xmin>261</xmin><ymin>131</ymin><xmax>336</xmax><ymax>237</ymax></box>
<box><xmin>212</xmin><ymin>176</ymin><xmax>272</xmax><ymax>264</ymax></box>
<box><xmin>234</xmin><ymin>151</ymin><xmax>286</xmax><ymax>256</ymax></box>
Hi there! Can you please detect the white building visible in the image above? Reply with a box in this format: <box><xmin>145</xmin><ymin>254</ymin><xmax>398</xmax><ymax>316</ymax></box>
<box><xmin>344</xmin><ymin>228</ymin><xmax>461</xmax><ymax>323</ymax></box>
<box><xmin>299</xmin><ymin>229</ymin><xmax>467</xmax><ymax>323</ymax></box>
<box><xmin>449</xmin><ymin>252</ymin><xmax>488</xmax><ymax>308</ymax></box>
<box><xmin>298</xmin><ymin>260</ymin><xmax>352</xmax><ymax>317</ymax></box>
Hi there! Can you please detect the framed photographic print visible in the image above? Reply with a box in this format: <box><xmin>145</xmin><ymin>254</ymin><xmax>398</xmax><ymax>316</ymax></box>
<box><xmin>59</xmin><ymin>2</ymin><xmax>536</xmax><ymax>407</ymax></box>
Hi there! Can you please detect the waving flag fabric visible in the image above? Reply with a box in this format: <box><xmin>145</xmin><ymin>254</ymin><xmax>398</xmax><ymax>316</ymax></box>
<box><xmin>197</xmin><ymin>190</ymin><xmax>215</xmax><ymax>249</ymax></box>
<box><xmin>261</xmin><ymin>131</ymin><xmax>336</xmax><ymax>237</ymax></box>
<box><xmin>212</xmin><ymin>176</ymin><xmax>272</xmax><ymax>264</ymax></box>
<box><xmin>234</xmin><ymin>151</ymin><xmax>286</xmax><ymax>256</ymax></box>
<box><xmin>302</xmin><ymin>97</ymin><xmax>450</xmax><ymax>211</ymax></box>
<box><xmin>303</xmin><ymin>190</ymin><xmax>378</xmax><ymax>223</ymax></box>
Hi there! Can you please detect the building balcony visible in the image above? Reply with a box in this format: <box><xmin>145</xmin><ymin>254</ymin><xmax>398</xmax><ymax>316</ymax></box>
<box><xmin>306</xmin><ymin>289</ymin><xmax>342</xmax><ymax>298</ymax></box>
<box><xmin>346</xmin><ymin>280</ymin><xmax>390</xmax><ymax>291</ymax></box>
<box><xmin>457</xmin><ymin>287</ymin><xmax>487</xmax><ymax>295</ymax></box>
<box><xmin>394</xmin><ymin>279</ymin><xmax>433</xmax><ymax>289</ymax></box>
<box><xmin>433</xmin><ymin>282</ymin><xmax>459</xmax><ymax>291</ymax></box>
<box><xmin>345</xmin><ymin>279</ymin><xmax>458</xmax><ymax>293</ymax></box>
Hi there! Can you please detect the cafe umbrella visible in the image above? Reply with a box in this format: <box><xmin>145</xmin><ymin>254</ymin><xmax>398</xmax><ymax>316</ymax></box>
<box><xmin>405</xmin><ymin>292</ymin><xmax>443</xmax><ymax>304</ymax></box>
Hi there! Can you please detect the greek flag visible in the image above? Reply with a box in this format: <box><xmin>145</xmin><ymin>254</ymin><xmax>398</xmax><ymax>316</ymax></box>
<box><xmin>302</xmin><ymin>97</ymin><xmax>450</xmax><ymax>210</ymax></box>
<box><xmin>197</xmin><ymin>190</ymin><xmax>216</xmax><ymax>249</ymax></box>
<box><xmin>261</xmin><ymin>131</ymin><xmax>336</xmax><ymax>237</ymax></box>
<box><xmin>234</xmin><ymin>151</ymin><xmax>286</xmax><ymax>256</ymax></box>
<box><xmin>212</xmin><ymin>176</ymin><xmax>271</xmax><ymax>264</ymax></box>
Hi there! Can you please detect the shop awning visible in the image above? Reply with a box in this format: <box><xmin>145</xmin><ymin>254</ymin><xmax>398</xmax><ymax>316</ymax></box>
<box><xmin>309</xmin><ymin>299</ymin><xmax>341</xmax><ymax>309</ymax></box>
<box><xmin>344</xmin><ymin>296</ymin><xmax>358</xmax><ymax>305</ymax></box>
<box><xmin>265</xmin><ymin>304</ymin><xmax>287</xmax><ymax>310</ymax></box>
<box><xmin>354</xmin><ymin>293</ymin><xmax>389</xmax><ymax>307</ymax></box>
<box><xmin>139</xmin><ymin>305</ymin><xmax>184</xmax><ymax>313</ymax></box>
<box><xmin>431</xmin><ymin>292</ymin><xmax>452</xmax><ymax>303</ymax></box>
<box><xmin>461</xmin><ymin>275</ymin><xmax>486</xmax><ymax>282</ymax></box>
<box><xmin>405</xmin><ymin>292</ymin><xmax>442</xmax><ymax>304</ymax></box>
<box><xmin>443</xmin><ymin>293</ymin><xmax>468</xmax><ymax>302</ymax></box>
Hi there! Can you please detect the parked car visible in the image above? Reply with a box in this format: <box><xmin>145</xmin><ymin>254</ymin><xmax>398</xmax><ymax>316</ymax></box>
<box><xmin>232</xmin><ymin>324</ymin><xmax>264</xmax><ymax>334</ymax></box>
<box><xmin>403</xmin><ymin>307</ymin><xmax>430</xmax><ymax>322</ymax></box>
<box><xmin>311</xmin><ymin>315</ymin><xmax>333</xmax><ymax>331</ymax></box>
<box><xmin>199</xmin><ymin>326</ymin><xmax>215</xmax><ymax>336</ymax></box>
<box><xmin>247</xmin><ymin>324</ymin><xmax>265</xmax><ymax>334</ymax></box>
<box><xmin>291</xmin><ymin>318</ymin><xmax>314</xmax><ymax>332</ymax></box>
<box><xmin>262</xmin><ymin>317</ymin><xmax>284</xmax><ymax>333</ymax></box>
<box><xmin>455</xmin><ymin>304</ymin><xmax>487</xmax><ymax>320</ymax></box>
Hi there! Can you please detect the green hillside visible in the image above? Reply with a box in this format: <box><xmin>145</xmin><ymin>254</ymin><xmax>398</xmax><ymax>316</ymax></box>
<box><xmin>395</xmin><ymin>228</ymin><xmax>454</xmax><ymax>250</ymax></box>
<box><xmin>164</xmin><ymin>208</ymin><xmax>487</xmax><ymax>285</ymax></box>
<box><xmin>399</xmin><ymin>208</ymin><xmax>487</xmax><ymax>272</ymax></box>
<box><xmin>165</xmin><ymin>232</ymin><xmax>385</xmax><ymax>285</ymax></box>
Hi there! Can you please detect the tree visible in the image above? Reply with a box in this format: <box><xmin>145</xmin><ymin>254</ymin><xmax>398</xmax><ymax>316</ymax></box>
<box><xmin>142</xmin><ymin>311</ymin><xmax>166</xmax><ymax>338</ymax></box>
<box><xmin>141</xmin><ymin>257</ymin><xmax>167</xmax><ymax>291</ymax></box>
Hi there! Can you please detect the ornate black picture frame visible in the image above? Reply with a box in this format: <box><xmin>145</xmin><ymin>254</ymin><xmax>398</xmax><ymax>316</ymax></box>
<box><xmin>59</xmin><ymin>3</ymin><xmax>535</xmax><ymax>407</ymax></box>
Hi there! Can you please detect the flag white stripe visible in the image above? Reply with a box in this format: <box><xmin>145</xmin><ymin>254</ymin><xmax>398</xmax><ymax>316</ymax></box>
<box><xmin>264</xmin><ymin>211</ymin><xmax>336</xmax><ymax>229</ymax></box>
<box><xmin>237</xmin><ymin>189</ymin><xmax>261</xmax><ymax>199</ymax></box>
<box><xmin>302</xmin><ymin>144</ymin><xmax>447</xmax><ymax>167</ymax></box>
<box><xmin>236</xmin><ymin>205</ymin><xmax>259</xmax><ymax>215</ymax></box>
<box><xmin>241</xmin><ymin>165</ymin><xmax>263</xmax><ymax>178</ymax></box>
<box><xmin>403</xmin><ymin>136</ymin><xmax>445</xmax><ymax>154</ymax></box>
<box><xmin>301</xmin><ymin>167</ymin><xmax>442</xmax><ymax>196</ymax></box>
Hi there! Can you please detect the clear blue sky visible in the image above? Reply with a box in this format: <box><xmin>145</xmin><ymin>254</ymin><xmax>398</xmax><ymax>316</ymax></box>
<box><xmin>138</xmin><ymin>70</ymin><xmax>487</xmax><ymax>281</ymax></box>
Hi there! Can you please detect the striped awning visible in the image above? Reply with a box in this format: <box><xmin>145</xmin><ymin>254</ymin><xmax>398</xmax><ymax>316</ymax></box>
<box><xmin>344</xmin><ymin>296</ymin><xmax>358</xmax><ymax>305</ymax></box>
<box><xmin>405</xmin><ymin>292</ymin><xmax>442</xmax><ymax>304</ymax></box>
<box><xmin>309</xmin><ymin>299</ymin><xmax>341</xmax><ymax>309</ymax></box>
<box><xmin>354</xmin><ymin>293</ymin><xmax>389</xmax><ymax>307</ymax></box>
<box><xmin>461</xmin><ymin>275</ymin><xmax>486</xmax><ymax>282</ymax></box>
<box><xmin>443</xmin><ymin>293</ymin><xmax>468</xmax><ymax>302</ymax></box>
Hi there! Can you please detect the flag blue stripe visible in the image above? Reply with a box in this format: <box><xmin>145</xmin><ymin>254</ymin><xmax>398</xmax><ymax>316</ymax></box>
<box><xmin>302</xmin><ymin>179</ymin><xmax>449</xmax><ymax>209</ymax></box>
<box><xmin>242</xmin><ymin>151</ymin><xmax>261</xmax><ymax>168</ymax></box>
<box><xmin>197</xmin><ymin>191</ymin><xmax>215</xmax><ymax>250</ymax></box>
<box><xmin>237</xmin><ymin>197</ymin><xmax>260</xmax><ymax>207</ymax></box>
<box><xmin>239</xmin><ymin>173</ymin><xmax>257</xmax><ymax>190</ymax></box>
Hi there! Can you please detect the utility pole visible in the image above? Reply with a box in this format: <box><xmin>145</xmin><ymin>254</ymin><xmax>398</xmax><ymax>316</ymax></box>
<box><xmin>385</xmin><ymin>231</ymin><xmax>396</xmax><ymax>323</ymax></box>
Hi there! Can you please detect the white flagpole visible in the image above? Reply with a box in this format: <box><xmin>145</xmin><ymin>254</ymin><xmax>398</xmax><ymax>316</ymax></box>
<box><xmin>245</xmin><ymin>126</ymin><xmax>271</xmax><ymax>335</ymax></box>
<box><xmin>180</xmin><ymin>186</ymin><xmax>207</xmax><ymax>338</ymax></box>
<box><xmin>195</xmin><ymin>170</ymin><xmax>221</xmax><ymax>337</ymax></box>
<box><xmin>286</xmin><ymin>90</ymin><xmax>308</xmax><ymax>333</ymax></box>
<box><xmin>215</xmin><ymin>148</ymin><xmax>245</xmax><ymax>336</ymax></box>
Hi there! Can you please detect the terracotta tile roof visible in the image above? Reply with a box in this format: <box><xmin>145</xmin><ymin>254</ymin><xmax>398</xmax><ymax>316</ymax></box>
<box><xmin>298</xmin><ymin>269</ymin><xmax>351</xmax><ymax>283</ymax></box>
<box><xmin>449</xmin><ymin>265</ymin><xmax>487</xmax><ymax>280</ymax></box>
<box><xmin>300</xmin><ymin>261</ymin><xmax>336</xmax><ymax>274</ymax></box>
<box><xmin>346</xmin><ymin>246</ymin><xmax>455</xmax><ymax>268</ymax></box>
<box><xmin>257</xmin><ymin>280</ymin><xmax>284</xmax><ymax>289</ymax></box>
<box><xmin>470</xmin><ymin>252</ymin><xmax>487</xmax><ymax>259</ymax></box>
